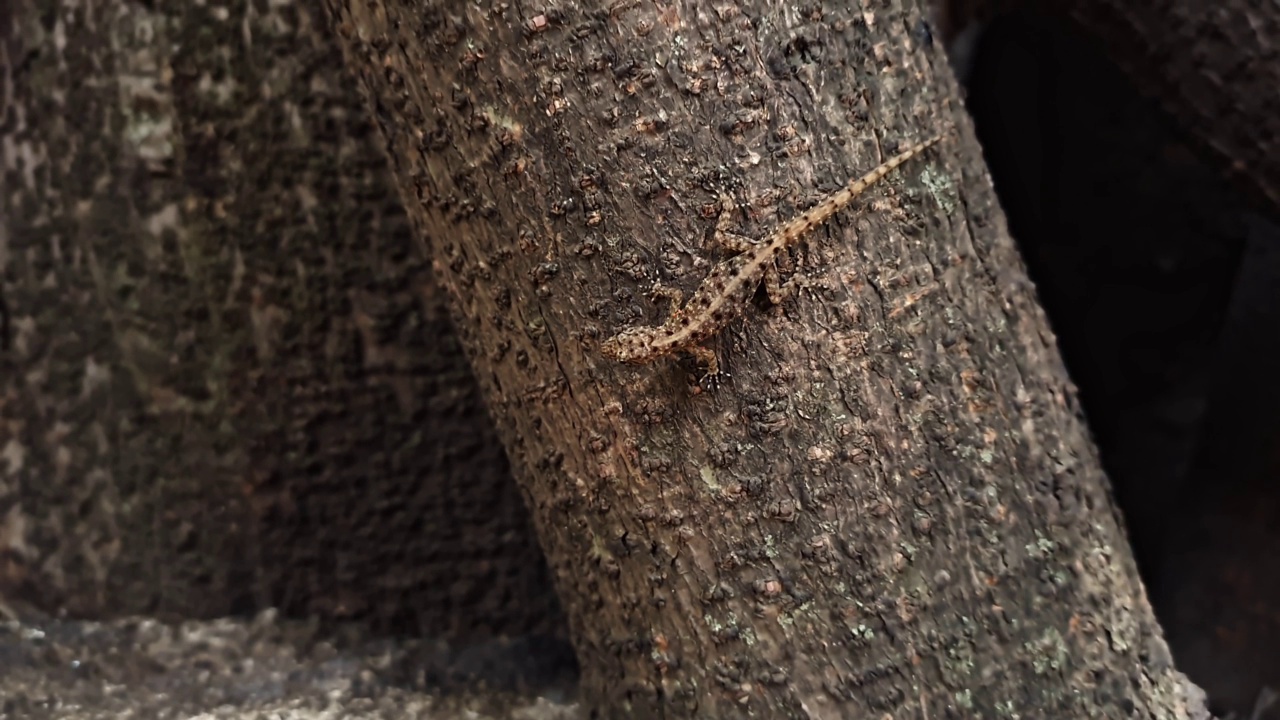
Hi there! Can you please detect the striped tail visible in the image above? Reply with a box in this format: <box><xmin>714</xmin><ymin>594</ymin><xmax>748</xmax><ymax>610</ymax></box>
<box><xmin>844</xmin><ymin>128</ymin><xmax>951</xmax><ymax>198</ymax></box>
<box><xmin>775</xmin><ymin>124</ymin><xmax>954</xmax><ymax>245</ymax></box>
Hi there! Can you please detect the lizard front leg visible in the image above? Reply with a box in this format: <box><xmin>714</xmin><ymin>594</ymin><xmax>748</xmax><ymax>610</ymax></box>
<box><xmin>764</xmin><ymin>265</ymin><xmax>811</xmax><ymax>306</ymax></box>
<box><xmin>686</xmin><ymin>344</ymin><xmax>719</xmax><ymax>380</ymax></box>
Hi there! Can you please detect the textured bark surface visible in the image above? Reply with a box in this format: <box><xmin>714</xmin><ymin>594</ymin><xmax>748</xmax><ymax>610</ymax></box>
<box><xmin>328</xmin><ymin>0</ymin><xmax>1200</xmax><ymax>716</ymax></box>
<box><xmin>0</xmin><ymin>0</ymin><xmax>562</xmax><ymax>640</ymax></box>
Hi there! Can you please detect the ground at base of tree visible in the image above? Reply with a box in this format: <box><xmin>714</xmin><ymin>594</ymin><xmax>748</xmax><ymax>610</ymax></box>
<box><xmin>0</xmin><ymin>611</ymin><xmax>579</xmax><ymax>720</ymax></box>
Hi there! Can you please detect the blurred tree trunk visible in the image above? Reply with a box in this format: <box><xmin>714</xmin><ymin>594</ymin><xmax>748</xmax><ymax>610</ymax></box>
<box><xmin>327</xmin><ymin>0</ymin><xmax>1206</xmax><ymax>716</ymax></box>
<box><xmin>1061</xmin><ymin>0</ymin><xmax>1280</xmax><ymax>215</ymax></box>
<box><xmin>0</xmin><ymin>0</ymin><xmax>562</xmax><ymax>641</ymax></box>
<box><xmin>938</xmin><ymin>1</ymin><xmax>1280</xmax><ymax>711</ymax></box>
<box><xmin>939</xmin><ymin>0</ymin><xmax>1280</xmax><ymax>215</ymax></box>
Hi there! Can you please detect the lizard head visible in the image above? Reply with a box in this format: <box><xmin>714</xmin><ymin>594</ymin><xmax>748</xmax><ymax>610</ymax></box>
<box><xmin>599</xmin><ymin>327</ymin><xmax>655</xmax><ymax>364</ymax></box>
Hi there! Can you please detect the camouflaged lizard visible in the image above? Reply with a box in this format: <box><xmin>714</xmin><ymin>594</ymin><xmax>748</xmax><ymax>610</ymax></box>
<box><xmin>601</xmin><ymin>128</ymin><xmax>951</xmax><ymax>377</ymax></box>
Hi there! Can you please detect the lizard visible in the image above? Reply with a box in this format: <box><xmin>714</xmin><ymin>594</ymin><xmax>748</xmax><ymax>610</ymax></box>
<box><xmin>600</xmin><ymin>126</ymin><xmax>952</xmax><ymax>378</ymax></box>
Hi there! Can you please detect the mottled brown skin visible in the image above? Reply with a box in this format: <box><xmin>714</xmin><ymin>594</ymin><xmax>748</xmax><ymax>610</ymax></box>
<box><xmin>600</xmin><ymin>129</ymin><xmax>951</xmax><ymax>376</ymax></box>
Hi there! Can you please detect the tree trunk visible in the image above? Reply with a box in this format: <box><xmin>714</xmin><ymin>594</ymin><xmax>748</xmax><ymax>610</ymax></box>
<box><xmin>0</xmin><ymin>0</ymin><xmax>561</xmax><ymax>641</ymax></box>
<box><xmin>327</xmin><ymin>0</ymin><xmax>1203</xmax><ymax>716</ymax></box>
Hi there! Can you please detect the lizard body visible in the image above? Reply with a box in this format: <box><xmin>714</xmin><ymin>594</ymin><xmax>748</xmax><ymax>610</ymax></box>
<box><xmin>600</xmin><ymin>129</ymin><xmax>950</xmax><ymax>376</ymax></box>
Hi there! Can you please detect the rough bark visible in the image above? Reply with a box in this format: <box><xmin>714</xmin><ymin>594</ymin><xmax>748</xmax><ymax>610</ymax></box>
<box><xmin>327</xmin><ymin>0</ymin><xmax>1202</xmax><ymax>716</ymax></box>
<box><xmin>0</xmin><ymin>0</ymin><xmax>562</xmax><ymax>640</ymax></box>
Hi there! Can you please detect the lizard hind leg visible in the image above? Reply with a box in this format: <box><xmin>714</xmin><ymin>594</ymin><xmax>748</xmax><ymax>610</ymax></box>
<box><xmin>712</xmin><ymin>194</ymin><xmax>762</xmax><ymax>255</ymax></box>
<box><xmin>711</xmin><ymin>229</ymin><xmax>757</xmax><ymax>254</ymax></box>
<box><xmin>714</xmin><ymin>228</ymin><xmax>759</xmax><ymax>255</ymax></box>
<box><xmin>713</xmin><ymin>193</ymin><xmax>794</xmax><ymax>305</ymax></box>
<box><xmin>762</xmin><ymin>262</ymin><xmax>786</xmax><ymax>306</ymax></box>
<box><xmin>762</xmin><ymin>233</ymin><xmax>814</xmax><ymax>306</ymax></box>
<box><xmin>766</xmin><ymin>265</ymin><xmax>812</xmax><ymax>306</ymax></box>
